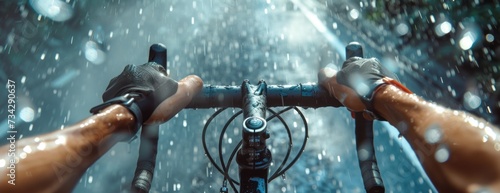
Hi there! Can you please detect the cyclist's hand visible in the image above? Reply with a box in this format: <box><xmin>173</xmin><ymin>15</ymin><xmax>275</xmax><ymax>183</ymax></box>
<box><xmin>102</xmin><ymin>62</ymin><xmax>202</xmax><ymax>125</ymax></box>
<box><xmin>318</xmin><ymin>57</ymin><xmax>398</xmax><ymax>118</ymax></box>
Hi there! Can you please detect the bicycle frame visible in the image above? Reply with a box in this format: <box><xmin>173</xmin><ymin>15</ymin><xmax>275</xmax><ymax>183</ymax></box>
<box><xmin>132</xmin><ymin>43</ymin><xmax>385</xmax><ymax>193</ymax></box>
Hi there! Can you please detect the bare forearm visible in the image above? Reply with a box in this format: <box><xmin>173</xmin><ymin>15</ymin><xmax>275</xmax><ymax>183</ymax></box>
<box><xmin>0</xmin><ymin>105</ymin><xmax>134</xmax><ymax>193</ymax></box>
<box><xmin>374</xmin><ymin>85</ymin><xmax>500</xmax><ymax>192</ymax></box>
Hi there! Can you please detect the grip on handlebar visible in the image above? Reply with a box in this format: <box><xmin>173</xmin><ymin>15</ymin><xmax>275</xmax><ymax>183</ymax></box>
<box><xmin>347</xmin><ymin>42</ymin><xmax>385</xmax><ymax>193</ymax></box>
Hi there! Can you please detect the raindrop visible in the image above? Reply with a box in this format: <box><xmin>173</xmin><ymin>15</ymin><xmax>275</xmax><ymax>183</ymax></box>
<box><xmin>23</xmin><ymin>145</ymin><xmax>32</xmax><ymax>154</ymax></box>
<box><xmin>424</xmin><ymin>124</ymin><xmax>442</xmax><ymax>144</ymax></box>
<box><xmin>485</xmin><ymin>34</ymin><xmax>494</xmax><ymax>42</ymax></box>
<box><xmin>37</xmin><ymin>142</ymin><xmax>46</xmax><ymax>150</ymax></box>
<box><xmin>183</xmin><ymin>120</ymin><xmax>187</xmax><ymax>127</ymax></box>
<box><xmin>395</xmin><ymin>22</ymin><xmax>409</xmax><ymax>36</ymax></box>
<box><xmin>84</xmin><ymin>41</ymin><xmax>106</xmax><ymax>65</ymax></box>
<box><xmin>20</xmin><ymin>107</ymin><xmax>35</xmax><ymax>122</ymax></box>
<box><xmin>358</xmin><ymin>147</ymin><xmax>369</xmax><ymax>161</ymax></box>
<box><xmin>378</xmin><ymin>145</ymin><xmax>384</xmax><ymax>152</ymax></box>
<box><xmin>30</xmin><ymin>0</ymin><xmax>73</xmax><ymax>22</ymax></box>
<box><xmin>349</xmin><ymin>74</ymin><xmax>369</xmax><ymax>96</ymax></box>
<box><xmin>435</xmin><ymin>21</ymin><xmax>452</xmax><ymax>37</ymax></box>
<box><xmin>435</xmin><ymin>145</ymin><xmax>450</xmax><ymax>163</ymax></box>
<box><xmin>482</xmin><ymin>135</ymin><xmax>488</xmax><ymax>142</ymax></box>
<box><xmin>349</xmin><ymin>9</ymin><xmax>360</xmax><ymax>20</ymax></box>
<box><xmin>463</xmin><ymin>92</ymin><xmax>482</xmax><ymax>110</ymax></box>
<box><xmin>418</xmin><ymin>177</ymin><xmax>424</xmax><ymax>184</ymax></box>
<box><xmin>459</xmin><ymin>31</ymin><xmax>477</xmax><ymax>50</ymax></box>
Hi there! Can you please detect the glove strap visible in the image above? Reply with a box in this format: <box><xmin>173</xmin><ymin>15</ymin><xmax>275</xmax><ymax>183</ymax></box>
<box><xmin>362</xmin><ymin>77</ymin><xmax>413</xmax><ymax>120</ymax></box>
<box><xmin>90</xmin><ymin>93</ymin><xmax>143</xmax><ymax>136</ymax></box>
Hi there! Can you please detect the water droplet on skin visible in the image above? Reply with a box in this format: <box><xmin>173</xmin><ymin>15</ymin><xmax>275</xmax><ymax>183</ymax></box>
<box><xmin>435</xmin><ymin>145</ymin><xmax>450</xmax><ymax>163</ymax></box>
<box><xmin>396</xmin><ymin>121</ymin><xmax>408</xmax><ymax>134</ymax></box>
<box><xmin>495</xmin><ymin>143</ymin><xmax>500</xmax><ymax>151</ymax></box>
<box><xmin>482</xmin><ymin>135</ymin><xmax>488</xmax><ymax>142</ymax></box>
<box><xmin>425</xmin><ymin>124</ymin><xmax>443</xmax><ymax>144</ymax></box>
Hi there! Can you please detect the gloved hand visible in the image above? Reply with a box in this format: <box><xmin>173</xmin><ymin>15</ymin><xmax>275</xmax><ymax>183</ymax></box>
<box><xmin>101</xmin><ymin>62</ymin><xmax>178</xmax><ymax>124</ymax></box>
<box><xmin>319</xmin><ymin>57</ymin><xmax>409</xmax><ymax>119</ymax></box>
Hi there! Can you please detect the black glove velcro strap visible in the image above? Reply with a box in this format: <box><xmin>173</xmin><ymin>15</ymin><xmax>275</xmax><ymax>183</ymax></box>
<box><xmin>90</xmin><ymin>93</ymin><xmax>143</xmax><ymax>135</ymax></box>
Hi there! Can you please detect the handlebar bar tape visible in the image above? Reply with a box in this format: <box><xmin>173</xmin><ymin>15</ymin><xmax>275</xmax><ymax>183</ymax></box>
<box><xmin>347</xmin><ymin>42</ymin><xmax>385</xmax><ymax>193</ymax></box>
<box><xmin>132</xmin><ymin>125</ymin><xmax>159</xmax><ymax>192</ymax></box>
<box><xmin>354</xmin><ymin>112</ymin><xmax>385</xmax><ymax>193</ymax></box>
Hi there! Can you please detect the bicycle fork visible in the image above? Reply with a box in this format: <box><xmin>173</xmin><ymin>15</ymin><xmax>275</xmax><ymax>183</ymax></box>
<box><xmin>236</xmin><ymin>80</ymin><xmax>272</xmax><ymax>193</ymax></box>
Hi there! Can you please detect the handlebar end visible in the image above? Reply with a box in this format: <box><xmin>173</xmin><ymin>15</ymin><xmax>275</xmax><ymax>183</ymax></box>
<box><xmin>149</xmin><ymin>43</ymin><xmax>167</xmax><ymax>68</ymax></box>
<box><xmin>346</xmin><ymin>42</ymin><xmax>363</xmax><ymax>58</ymax></box>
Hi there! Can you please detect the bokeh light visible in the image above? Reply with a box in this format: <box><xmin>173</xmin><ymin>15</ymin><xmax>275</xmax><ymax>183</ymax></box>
<box><xmin>20</xmin><ymin>107</ymin><xmax>35</xmax><ymax>123</ymax></box>
<box><xmin>434</xmin><ymin>21</ymin><xmax>452</xmax><ymax>37</ymax></box>
<box><xmin>29</xmin><ymin>0</ymin><xmax>73</xmax><ymax>22</ymax></box>
<box><xmin>84</xmin><ymin>41</ymin><xmax>106</xmax><ymax>65</ymax></box>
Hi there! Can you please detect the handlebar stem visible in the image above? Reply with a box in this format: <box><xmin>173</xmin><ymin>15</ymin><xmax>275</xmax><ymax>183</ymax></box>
<box><xmin>236</xmin><ymin>80</ymin><xmax>272</xmax><ymax>193</ymax></box>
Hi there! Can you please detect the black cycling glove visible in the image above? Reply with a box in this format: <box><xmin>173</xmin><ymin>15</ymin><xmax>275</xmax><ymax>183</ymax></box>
<box><xmin>91</xmin><ymin>62</ymin><xmax>178</xmax><ymax>135</ymax></box>
<box><xmin>336</xmin><ymin>57</ymin><xmax>403</xmax><ymax>119</ymax></box>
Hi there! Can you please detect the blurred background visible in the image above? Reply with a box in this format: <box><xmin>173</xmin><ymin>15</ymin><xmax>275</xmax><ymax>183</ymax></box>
<box><xmin>0</xmin><ymin>0</ymin><xmax>498</xmax><ymax>192</ymax></box>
